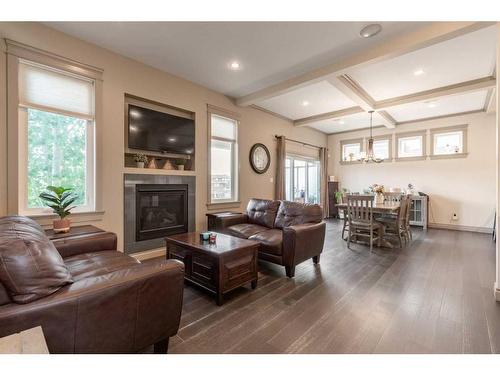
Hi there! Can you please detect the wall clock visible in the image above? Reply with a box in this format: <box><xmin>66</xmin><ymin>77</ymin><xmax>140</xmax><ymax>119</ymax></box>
<box><xmin>249</xmin><ymin>143</ymin><xmax>271</xmax><ymax>174</ymax></box>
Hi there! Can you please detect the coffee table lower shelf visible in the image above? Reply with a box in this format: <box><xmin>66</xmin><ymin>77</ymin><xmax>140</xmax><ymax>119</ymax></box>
<box><xmin>165</xmin><ymin>232</ymin><xmax>259</xmax><ymax>305</ymax></box>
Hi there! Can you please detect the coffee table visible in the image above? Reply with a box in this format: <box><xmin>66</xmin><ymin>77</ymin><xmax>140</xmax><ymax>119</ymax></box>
<box><xmin>165</xmin><ymin>232</ymin><xmax>259</xmax><ymax>305</ymax></box>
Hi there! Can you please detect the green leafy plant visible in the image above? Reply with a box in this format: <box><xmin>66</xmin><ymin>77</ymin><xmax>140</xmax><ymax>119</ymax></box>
<box><xmin>133</xmin><ymin>153</ymin><xmax>148</xmax><ymax>163</ymax></box>
<box><xmin>39</xmin><ymin>186</ymin><xmax>78</xmax><ymax>219</ymax></box>
<box><xmin>334</xmin><ymin>191</ymin><xmax>343</xmax><ymax>203</ymax></box>
<box><xmin>174</xmin><ymin>158</ymin><xmax>187</xmax><ymax>166</ymax></box>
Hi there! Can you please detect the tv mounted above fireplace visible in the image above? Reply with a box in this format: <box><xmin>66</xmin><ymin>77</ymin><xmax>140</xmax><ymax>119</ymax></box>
<box><xmin>127</xmin><ymin>104</ymin><xmax>195</xmax><ymax>155</ymax></box>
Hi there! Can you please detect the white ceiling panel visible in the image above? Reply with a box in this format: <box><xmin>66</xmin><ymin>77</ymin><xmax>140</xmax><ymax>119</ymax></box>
<box><xmin>386</xmin><ymin>90</ymin><xmax>488</xmax><ymax>122</ymax></box>
<box><xmin>256</xmin><ymin>81</ymin><xmax>356</xmax><ymax>120</ymax></box>
<box><xmin>348</xmin><ymin>26</ymin><xmax>497</xmax><ymax>101</ymax></box>
<box><xmin>307</xmin><ymin>111</ymin><xmax>386</xmax><ymax>134</ymax></box>
<box><xmin>45</xmin><ymin>22</ymin><xmax>428</xmax><ymax>97</ymax></box>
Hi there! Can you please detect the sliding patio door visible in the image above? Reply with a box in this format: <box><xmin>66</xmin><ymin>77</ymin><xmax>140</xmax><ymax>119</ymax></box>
<box><xmin>285</xmin><ymin>155</ymin><xmax>320</xmax><ymax>204</ymax></box>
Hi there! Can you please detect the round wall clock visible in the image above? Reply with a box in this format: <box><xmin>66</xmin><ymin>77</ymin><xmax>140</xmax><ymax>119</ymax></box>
<box><xmin>249</xmin><ymin>143</ymin><xmax>271</xmax><ymax>174</ymax></box>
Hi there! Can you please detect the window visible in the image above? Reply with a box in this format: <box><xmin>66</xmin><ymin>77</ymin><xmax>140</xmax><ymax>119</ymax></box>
<box><xmin>209</xmin><ymin>112</ymin><xmax>239</xmax><ymax>204</ymax></box>
<box><xmin>285</xmin><ymin>155</ymin><xmax>320</xmax><ymax>204</ymax></box>
<box><xmin>18</xmin><ymin>60</ymin><xmax>96</xmax><ymax>214</ymax></box>
<box><xmin>340</xmin><ymin>138</ymin><xmax>363</xmax><ymax>163</ymax></box>
<box><xmin>372</xmin><ymin>137</ymin><xmax>391</xmax><ymax>160</ymax></box>
<box><xmin>431</xmin><ymin>125</ymin><xmax>467</xmax><ymax>158</ymax></box>
<box><xmin>396</xmin><ymin>132</ymin><xmax>426</xmax><ymax>160</ymax></box>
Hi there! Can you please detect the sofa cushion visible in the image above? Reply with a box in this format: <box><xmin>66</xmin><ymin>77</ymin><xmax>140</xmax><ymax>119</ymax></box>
<box><xmin>249</xmin><ymin>229</ymin><xmax>283</xmax><ymax>256</ymax></box>
<box><xmin>64</xmin><ymin>251</ymin><xmax>141</xmax><ymax>282</ymax></box>
<box><xmin>0</xmin><ymin>282</ymin><xmax>11</xmax><ymax>306</ymax></box>
<box><xmin>0</xmin><ymin>216</ymin><xmax>73</xmax><ymax>304</ymax></box>
<box><xmin>274</xmin><ymin>201</ymin><xmax>323</xmax><ymax>229</ymax></box>
<box><xmin>227</xmin><ymin>223</ymin><xmax>269</xmax><ymax>239</ymax></box>
<box><xmin>246</xmin><ymin>198</ymin><xmax>280</xmax><ymax>228</ymax></box>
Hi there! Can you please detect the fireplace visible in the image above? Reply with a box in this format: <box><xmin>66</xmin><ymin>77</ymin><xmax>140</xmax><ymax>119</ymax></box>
<box><xmin>124</xmin><ymin>174</ymin><xmax>195</xmax><ymax>254</ymax></box>
<box><xmin>136</xmin><ymin>184</ymin><xmax>188</xmax><ymax>241</ymax></box>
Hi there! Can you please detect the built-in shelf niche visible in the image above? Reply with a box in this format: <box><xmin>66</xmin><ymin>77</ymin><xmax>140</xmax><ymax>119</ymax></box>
<box><xmin>124</xmin><ymin>93</ymin><xmax>196</xmax><ymax>172</ymax></box>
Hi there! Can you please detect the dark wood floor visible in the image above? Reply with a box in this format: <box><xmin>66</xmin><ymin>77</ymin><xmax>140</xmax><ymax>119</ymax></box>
<box><xmin>152</xmin><ymin>220</ymin><xmax>500</xmax><ymax>353</ymax></box>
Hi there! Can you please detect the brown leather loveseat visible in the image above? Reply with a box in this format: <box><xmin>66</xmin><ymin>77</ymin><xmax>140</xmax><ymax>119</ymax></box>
<box><xmin>214</xmin><ymin>199</ymin><xmax>326</xmax><ymax>277</ymax></box>
<box><xmin>0</xmin><ymin>216</ymin><xmax>184</xmax><ymax>353</ymax></box>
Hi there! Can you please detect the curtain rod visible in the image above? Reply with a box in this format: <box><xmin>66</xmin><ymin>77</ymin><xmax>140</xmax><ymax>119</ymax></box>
<box><xmin>274</xmin><ymin>135</ymin><xmax>322</xmax><ymax>149</ymax></box>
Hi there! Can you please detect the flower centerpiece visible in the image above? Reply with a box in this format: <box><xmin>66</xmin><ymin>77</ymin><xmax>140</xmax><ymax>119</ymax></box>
<box><xmin>370</xmin><ymin>184</ymin><xmax>385</xmax><ymax>204</ymax></box>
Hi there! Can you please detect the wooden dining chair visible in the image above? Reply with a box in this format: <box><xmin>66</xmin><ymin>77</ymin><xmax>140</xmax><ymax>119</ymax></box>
<box><xmin>404</xmin><ymin>197</ymin><xmax>413</xmax><ymax>242</ymax></box>
<box><xmin>346</xmin><ymin>195</ymin><xmax>383</xmax><ymax>252</ymax></box>
<box><xmin>383</xmin><ymin>192</ymin><xmax>404</xmax><ymax>204</ymax></box>
<box><xmin>376</xmin><ymin>195</ymin><xmax>409</xmax><ymax>248</ymax></box>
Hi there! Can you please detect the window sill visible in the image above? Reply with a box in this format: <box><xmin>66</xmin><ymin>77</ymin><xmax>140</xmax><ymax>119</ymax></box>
<box><xmin>206</xmin><ymin>201</ymin><xmax>241</xmax><ymax>211</ymax></box>
<box><xmin>395</xmin><ymin>156</ymin><xmax>427</xmax><ymax>162</ymax></box>
<box><xmin>27</xmin><ymin>210</ymin><xmax>105</xmax><ymax>228</ymax></box>
<box><xmin>340</xmin><ymin>160</ymin><xmax>363</xmax><ymax>165</ymax></box>
<box><xmin>429</xmin><ymin>152</ymin><xmax>468</xmax><ymax>160</ymax></box>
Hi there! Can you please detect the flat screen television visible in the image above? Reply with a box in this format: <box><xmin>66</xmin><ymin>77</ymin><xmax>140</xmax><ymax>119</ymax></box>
<box><xmin>127</xmin><ymin>104</ymin><xmax>195</xmax><ymax>155</ymax></box>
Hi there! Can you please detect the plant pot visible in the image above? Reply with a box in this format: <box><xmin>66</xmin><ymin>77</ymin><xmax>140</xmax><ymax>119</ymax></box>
<box><xmin>53</xmin><ymin>218</ymin><xmax>71</xmax><ymax>234</ymax></box>
<box><xmin>136</xmin><ymin>161</ymin><xmax>145</xmax><ymax>168</ymax></box>
<box><xmin>177</xmin><ymin>165</ymin><xmax>185</xmax><ymax>171</ymax></box>
<box><xmin>375</xmin><ymin>193</ymin><xmax>384</xmax><ymax>204</ymax></box>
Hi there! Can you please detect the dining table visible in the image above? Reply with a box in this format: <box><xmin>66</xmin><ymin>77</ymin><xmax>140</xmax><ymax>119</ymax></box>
<box><xmin>336</xmin><ymin>201</ymin><xmax>401</xmax><ymax>248</ymax></box>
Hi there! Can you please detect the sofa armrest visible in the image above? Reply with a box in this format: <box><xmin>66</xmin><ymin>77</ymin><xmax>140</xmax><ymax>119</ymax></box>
<box><xmin>215</xmin><ymin>213</ymin><xmax>249</xmax><ymax>231</ymax></box>
<box><xmin>282</xmin><ymin>222</ymin><xmax>326</xmax><ymax>266</ymax></box>
<box><xmin>52</xmin><ymin>232</ymin><xmax>117</xmax><ymax>258</ymax></box>
<box><xmin>0</xmin><ymin>259</ymin><xmax>184</xmax><ymax>353</ymax></box>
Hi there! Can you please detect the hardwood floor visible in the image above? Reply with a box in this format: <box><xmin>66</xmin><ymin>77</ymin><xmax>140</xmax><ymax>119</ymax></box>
<box><xmin>150</xmin><ymin>220</ymin><xmax>500</xmax><ymax>353</ymax></box>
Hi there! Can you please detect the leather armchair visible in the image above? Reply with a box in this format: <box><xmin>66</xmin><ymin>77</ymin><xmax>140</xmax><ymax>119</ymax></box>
<box><xmin>0</xmin><ymin>216</ymin><xmax>184</xmax><ymax>354</ymax></box>
<box><xmin>214</xmin><ymin>199</ymin><xmax>326</xmax><ymax>278</ymax></box>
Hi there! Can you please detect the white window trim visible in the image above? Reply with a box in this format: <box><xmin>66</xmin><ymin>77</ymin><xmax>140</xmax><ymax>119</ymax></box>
<box><xmin>6</xmin><ymin>39</ymin><xmax>103</xmax><ymax>217</ymax></box>
<box><xmin>207</xmin><ymin>105</ymin><xmax>240</xmax><ymax>208</ymax></box>
<box><xmin>340</xmin><ymin>138</ymin><xmax>363</xmax><ymax>165</ymax></box>
<box><xmin>395</xmin><ymin>131</ymin><xmax>427</xmax><ymax>162</ymax></box>
<box><xmin>430</xmin><ymin>124</ymin><xmax>468</xmax><ymax>160</ymax></box>
<box><xmin>285</xmin><ymin>155</ymin><xmax>321</xmax><ymax>204</ymax></box>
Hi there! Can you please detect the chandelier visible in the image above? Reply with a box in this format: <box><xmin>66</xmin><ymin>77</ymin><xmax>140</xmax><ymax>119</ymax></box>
<box><xmin>359</xmin><ymin>110</ymin><xmax>383</xmax><ymax>163</ymax></box>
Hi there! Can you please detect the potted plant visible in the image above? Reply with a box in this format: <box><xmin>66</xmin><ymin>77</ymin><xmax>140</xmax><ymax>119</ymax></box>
<box><xmin>370</xmin><ymin>184</ymin><xmax>385</xmax><ymax>204</ymax></box>
<box><xmin>39</xmin><ymin>186</ymin><xmax>78</xmax><ymax>233</ymax></box>
<box><xmin>175</xmin><ymin>158</ymin><xmax>187</xmax><ymax>171</ymax></box>
<box><xmin>134</xmin><ymin>153</ymin><xmax>148</xmax><ymax>168</ymax></box>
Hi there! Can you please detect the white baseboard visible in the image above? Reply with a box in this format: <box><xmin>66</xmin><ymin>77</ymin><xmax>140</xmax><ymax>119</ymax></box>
<box><xmin>132</xmin><ymin>247</ymin><xmax>166</xmax><ymax>261</ymax></box>
<box><xmin>428</xmin><ymin>222</ymin><xmax>493</xmax><ymax>234</ymax></box>
<box><xmin>495</xmin><ymin>282</ymin><xmax>500</xmax><ymax>302</ymax></box>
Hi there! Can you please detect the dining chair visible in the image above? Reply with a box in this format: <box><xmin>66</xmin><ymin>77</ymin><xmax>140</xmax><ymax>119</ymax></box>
<box><xmin>346</xmin><ymin>195</ymin><xmax>383</xmax><ymax>252</ymax></box>
<box><xmin>404</xmin><ymin>197</ymin><xmax>413</xmax><ymax>242</ymax></box>
<box><xmin>383</xmin><ymin>192</ymin><xmax>404</xmax><ymax>204</ymax></box>
<box><xmin>376</xmin><ymin>195</ymin><xmax>410</xmax><ymax>248</ymax></box>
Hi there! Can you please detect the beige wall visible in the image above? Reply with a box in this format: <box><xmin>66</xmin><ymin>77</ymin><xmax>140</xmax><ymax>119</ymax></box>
<box><xmin>328</xmin><ymin>111</ymin><xmax>496</xmax><ymax>232</ymax></box>
<box><xmin>0</xmin><ymin>22</ymin><xmax>327</xmax><ymax>251</ymax></box>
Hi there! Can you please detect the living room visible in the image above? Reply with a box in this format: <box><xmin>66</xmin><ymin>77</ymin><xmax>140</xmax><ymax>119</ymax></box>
<box><xmin>2</xmin><ymin>1</ymin><xmax>500</xmax><ymax>372</ymax></box>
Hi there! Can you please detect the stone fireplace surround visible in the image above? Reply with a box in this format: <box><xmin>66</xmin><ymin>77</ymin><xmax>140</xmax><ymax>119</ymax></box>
<box><xmin>124</xmin><ymin>174</ymin><xmax>195</xmax><ymax>254</ymax></box>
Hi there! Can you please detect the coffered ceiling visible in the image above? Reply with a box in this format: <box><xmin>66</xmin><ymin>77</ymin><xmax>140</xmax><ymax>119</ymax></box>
<box><xmin>45</xmin><ymin>21</ymin><xmax>497</xmax><ymax>134</ymax></box>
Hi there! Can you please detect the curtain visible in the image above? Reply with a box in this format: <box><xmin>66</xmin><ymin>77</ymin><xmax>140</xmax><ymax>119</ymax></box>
<box><xmin>319</xmin><ymin>147</ymin><xmax>329</xmax><ymax>218</ymax></box>
<box><xmin>275</xmin><ymin>136</ymin><xmax>286</xmax><ymax>200</ymax></box>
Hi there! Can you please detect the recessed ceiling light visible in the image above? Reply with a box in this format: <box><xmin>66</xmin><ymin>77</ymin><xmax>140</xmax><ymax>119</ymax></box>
<box><xmin>359</xmin><ymin>24</ymin><xmax>382</xmax><ymax>38</ymax></box>
<box><xmin>338</xmin><ymin>119</ymin><xmax>345</xmax><ymax>125</ymax></box>
<box><xmin>301</xmin><ymin>100</ymin><xmax>310</xmax><ymax>106</ymax></box>
<box><xmin>425</xmin><ymin>101</ymin><xmax>437</xmax><ymax>108</ymax></box>
<box><xmin>229</xmin><ymin>61</ymin><xmax>241</xmax><ymax>70</ymax></box>
<box><xmin>413</xmin><ymin>69</ymin><xmax>425</xmax><ymax>76</ymax></box>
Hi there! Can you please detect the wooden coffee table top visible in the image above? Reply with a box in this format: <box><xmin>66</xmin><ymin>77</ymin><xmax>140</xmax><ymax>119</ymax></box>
<box><xmin>165</xmin><ymin>232</ymin><xmax>258</xmax><ymax>255</ymax></box>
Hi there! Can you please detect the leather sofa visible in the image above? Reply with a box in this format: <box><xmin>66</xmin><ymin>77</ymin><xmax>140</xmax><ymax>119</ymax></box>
<box><xmin>214</xmin><ymin>199</ymin><xmax>326</xmax><ymax>277</ymax></box>
<box><xmin>0</xmin><ymin>216</ymin><xmax>184</xmax><ymax>354</ymax></box>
